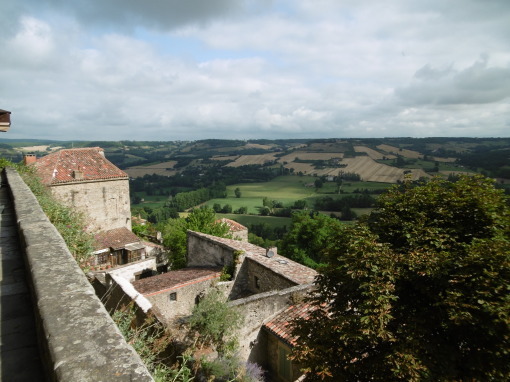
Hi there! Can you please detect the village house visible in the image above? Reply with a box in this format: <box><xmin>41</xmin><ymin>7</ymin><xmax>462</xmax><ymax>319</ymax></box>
<box><xmin>32</xmin><ymin>147</ymin><xmax>131</xmax><ymax>233</ymax></box>
<box><xmin>102</xmin><ymin>228</ymin><xmax>317</xmax><ymax>382</ymax></box>
<box><xmin>31</xmin><ymin>147</ymin><xmax>160</xmax><ymax>273</ymax></box>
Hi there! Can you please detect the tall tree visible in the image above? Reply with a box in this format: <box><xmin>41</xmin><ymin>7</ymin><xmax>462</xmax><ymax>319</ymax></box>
<box><xmin>280</xmin><ymin>211</ymin><xmax>343</xmax><ymax>268</ymax></box>
<box><xmin>292</xmin><ymin>176</ymin><xmax>510</xmax><ymax>381</ymax></box>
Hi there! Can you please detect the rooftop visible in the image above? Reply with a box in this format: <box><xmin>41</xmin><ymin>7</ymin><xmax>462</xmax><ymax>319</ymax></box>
<box><xmin>263</xmin><ymin>303</ymin><xmax>315</xmax><ymax>346</ymax></box>
<box><xmin>217</xmin><ymin>218</ymin><xmax>247</xmax><ymax>232</ymax></box>
<box><xmin>132</xmin><ymin>268</ymin><xmax>221</xmax><ymax>296</ymax></box>
<box><xmin>189</xmin><ymin>231</ymin><xmax>318</xmax><ymax>285</ymax></box>
<box><xmin>34</xmin><ymin>147</ymin><xmax>128</xmax><ymax>185</ymax></box>
<box><xmin>94</xmin><ymin>227</ymin><xmax>141</xmax><ymax>251</ymax></box>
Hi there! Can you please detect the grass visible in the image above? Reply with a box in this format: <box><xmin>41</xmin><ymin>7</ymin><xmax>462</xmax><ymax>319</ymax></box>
<box><xmin>134</xmin><ymin>176</ymin><xmax>392</xmax><ymax>215</ymax></box>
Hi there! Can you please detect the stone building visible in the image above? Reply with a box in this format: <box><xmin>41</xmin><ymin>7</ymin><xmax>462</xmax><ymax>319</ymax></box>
<box><xmin>263</xmin><ymin>303</ymin><xmax>313</xmax><ymax>382</ymax></box>
<box><xmin>34</xmin><ymin>147</ymin><xmax>131</xmax><ymax>233</ymax></box>
<box><xmin>33</xmin><ymin>147</ymin><xmax>160</xmax><ymax>273</ymax></box>
<box><xmin>103</xmin><ymin>228</ymin><xmax>317</xmax><ymax>381</ymax></box>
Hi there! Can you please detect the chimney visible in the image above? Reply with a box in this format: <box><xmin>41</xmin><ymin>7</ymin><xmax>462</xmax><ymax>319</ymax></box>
<box><xmin>23</xmin><ymin>154</ymin><xmax>36</xmax><ymax>165</ymax></box>
<box><xmin>266</xmin><ymin>247</ymin><xmax>277</xmax><ymax>258</ymax></box>
<box><xmin>73</xmin><ymin>170</ymin><xmax>84</xmax><ymax>180</ymax></box>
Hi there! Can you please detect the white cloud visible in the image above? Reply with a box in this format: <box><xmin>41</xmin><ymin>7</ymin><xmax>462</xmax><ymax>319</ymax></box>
<box><xmin>1</xmin><ymin>0</ymin><xmax>509</xmax><ymax>140</ymax></box>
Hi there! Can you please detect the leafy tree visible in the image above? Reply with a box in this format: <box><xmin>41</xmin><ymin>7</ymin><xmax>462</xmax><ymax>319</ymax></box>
<box><xmin>314</xmin><ymin>178</ymin><xmax>324</xmax><ymax>189</ymax></box>
<box><xmin>234</xmin><ymin>206</ymin><xmax>248</xmax><ymax>214</ymax></box>
<box><xmin>161</xmin><ymin>207</ymin><xmax>230</xmax><ymax>269</ymax></box>
<box><xmin>293</xmin><ymin>199</ymin><xmax>307</xmax><ymax>209</ymax></box>
<box><xmin>280</xmin><ymin>211</ymin><xmax>343</xmax><ymax>268</ymax></box>
<box><xmin>292</xmin><ymin>176</ymin><xmax>510</xmax><ymax>381</ymax></box>
<box><xmin>189</xmin><ymin>289</ymin><xmax>242</xmax><ymax>354</ymax></box>
<box><xmin>234</xmin><ymin>187</ymin><xmax>242</xmax><ymax>198</ymax></box>
<box><xmin>221</xmin><ymin>204</ymin><xmax>233</xmax><ymax>213</ymax></box>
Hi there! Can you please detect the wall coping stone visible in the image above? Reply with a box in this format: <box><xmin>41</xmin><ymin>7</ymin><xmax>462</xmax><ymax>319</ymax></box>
<box><xmin>5</xmin><ymin>168</ymin><xmax>153</xmax><ymax>382</ymax></box>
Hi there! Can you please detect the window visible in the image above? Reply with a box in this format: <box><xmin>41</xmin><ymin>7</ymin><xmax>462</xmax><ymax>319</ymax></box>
<box><xmin>169</xmin><ymin>292</ymin><xmax>177</xmax><ymax>301</ymax></box>
<box><xmin>278</xmin><ymin>345</ymin><xmax>292</xmax><ymax>381</ymax></box>
<box><xmin>96</xmin><ymin>252</ymin><xmax>109</xmax><ymax>265</ymax></box>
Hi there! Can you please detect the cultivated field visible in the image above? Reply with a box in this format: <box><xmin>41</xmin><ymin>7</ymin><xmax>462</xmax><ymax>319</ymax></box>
<box><xmin>278</xmin><ymin>151</ymin><xmax>344</xmax><ymax>163</ymax></box>
<box><xmin>341</xmin><ymin>156</ymin><xmax>430</xmax><ymax>183</ymax></box>
<box><xmin>17</xmin><ymin>145</ymin><xmax>62</xmax><ymax>152</ymax></box>
<box><xmin>244</xmin><ymin>143</ymin><xmax>274</xmax><ymax>150</ymax></box>
<box><xmin>354</xmin><ymin>146</ymin><xmax>396</xmax><ymax>160</ymax></box>
<box><xmin>125</xmin><ymin>161</ymin><xmax>177</xmax><ymax>178</ymax></box>
<box><xmin>210</xmin><ymin>155</ymin><xmax>239</xmax><ymax>161</ymax></box>
<box><xmin>282</xmin><ymin>162</ymin><xmax>316</xmax><ymax>175</ymax></box>
<box><xmin>307</xmin><ymin>141</ymin><xmax>349</xmax><ymax>152</ymax></box>
<box><xmin>432</xmin><ymin>156</ymin><xmax>457</xmax><ymax>163</ymax></box>
<box><xmin>377</xmin><ymin>144</ymin><xmax>423</xmax><ymax>159</ymax></box>
<box><xmin>225</xmin><ymin>153</ymin><xmax>278</xmax><ymax>167</ymax></box>
<box><xmin>282</xmin><ymin>156</ymin><xmax>430</xmax><ymax>182</ymax></box>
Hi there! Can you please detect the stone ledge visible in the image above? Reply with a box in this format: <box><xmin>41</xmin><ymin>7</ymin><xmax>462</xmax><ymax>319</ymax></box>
<box><xmin>5</xmin><ymin>168</ymin><xmax>153</xmax><ymax>382</ymax></box>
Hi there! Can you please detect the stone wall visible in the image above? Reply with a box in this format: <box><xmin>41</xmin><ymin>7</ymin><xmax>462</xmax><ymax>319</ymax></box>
<box><xmin>5</xmin><ymin>168</ymin><xmax>153</xmax><ymax>382</ymax></box>
<box><xmin>245</xmin><ymin>258</ymin><xmax>297</xmax><ymax>294</ymax></box>
<box><xmin>228</xmin><ymin>284</ymin><xmax>313</xmax><ymax>365</ymax></box>
<box><xmin>144</xmin><ymin>275</ymin><xmax>220</xmax><ymax>324</ymax></box>
<box><xmin>50</xmin><ymin>178</ymin><xmax>131</xmax><ymax>233</ymax></box>
<box><xmin>265</xmin><ymin>332</ymin><xmax>303</xmax><ymax>382</ymax></box>
<box><xmin>108</xmin><ymin>258</ymin><xmax>157</xmax><ymax>283</ymax></box>
<box><xmin>187</xmin><ymin>230</ymin><xmax>239</xmax><ymax>268</ymax></box>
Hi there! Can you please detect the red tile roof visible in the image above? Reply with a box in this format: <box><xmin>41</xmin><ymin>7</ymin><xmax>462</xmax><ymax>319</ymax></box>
<box><xmin>132</xmin><ymin>268</ymin><xmax>221</xmax><ymax>295</ymax></box>
<box><xmin>34</xmin><ymin>147</ymin><xmax>128</xmax><ymax>185</ymax></box>
<box><xmin>263</xmin><ymin>303</ymin><xmax>315</xmax><ymax>346</ymax></box>
<box><xmin>189</xmin><ymin>231</ymin><xmax>317</xmax><ymax>285</ymax></box>
<box><xmin>217</xmin><ymin>218</ymin><xmax>247</xmax><ymax>232</ymax></box>
<box><xmin>94</xmin><ymin>227</ymin><xmax>140</xmax><ymax>251</ymax></box>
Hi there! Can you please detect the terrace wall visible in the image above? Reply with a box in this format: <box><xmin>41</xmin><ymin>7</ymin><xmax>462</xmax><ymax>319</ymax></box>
<box><xmin>5</xmin><ymin>168</ymin><xmax>153</xmax><ymax>381</ymax></box>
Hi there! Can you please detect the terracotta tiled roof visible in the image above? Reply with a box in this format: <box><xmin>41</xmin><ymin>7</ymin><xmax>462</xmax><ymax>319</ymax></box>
<box><xmin>263</xmin><ymin>303</ymin><xmax>315</xmax><ymax>346</ymax></box>
<box><xmin>132</xmin><ymin>268</ymin><xmax>221</xmax><ymax>295</ymax></box>
<box><xmin>189</xmin><ymin>231</ymin><xmax>318</xmax><ymax>285</ymax></box>
<box><xmin>217</xmin><ymin>218</ymin><xmax>247</xmax><ymax>232</ymax></box>
<box><xmin>94</xmin><ymin>227</ymin><xmax>140</xmax><ymax>251</ymax></box>
<box><xmin>34</xmin><ymin>147</ymin><xmax>128</xmax><ymax>185</ymax></box>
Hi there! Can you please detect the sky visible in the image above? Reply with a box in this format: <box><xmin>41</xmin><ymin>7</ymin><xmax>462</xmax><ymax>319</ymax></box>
<box><xmin>1</xmin><ymin>0</ymin><xmax>509</xmax><ymax>141</ymax></box>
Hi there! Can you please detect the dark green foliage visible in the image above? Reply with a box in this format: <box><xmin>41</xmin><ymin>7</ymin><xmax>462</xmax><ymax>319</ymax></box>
<box><xmin>280</xmin><ymin>211</ymin><xmax>343</xmax><ymax>268</ymax></box>
<box><xmin>292</xmin><ymin>176</ymin><xmax>510</xmax><ymax>381</ymax></box>
<box><xmin>161</xmin><ymin>207</ymin><xmax>230</xmax><ymax>269</ymax></box>
<box><xmin>314</xmin><ymin>194</ymin><xmax>376</xmax><ymax>211</ymax></box>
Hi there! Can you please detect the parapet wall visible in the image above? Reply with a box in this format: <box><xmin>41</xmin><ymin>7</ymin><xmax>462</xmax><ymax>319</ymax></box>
<box><xmin>4</xmin><ymin>168</ymin><xmax>153</xmax><ymax>382</ymax></box>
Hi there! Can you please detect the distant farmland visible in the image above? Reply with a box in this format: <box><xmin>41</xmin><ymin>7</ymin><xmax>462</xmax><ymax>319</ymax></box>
<box><xmin>377</xmin><ymin>144</ymin><xmax>423</xmax><ymax>159</ymax></box>
<box><xmin>225</xmin><ymin>153</ymin><xmax>278</xmax><ymax>167</ymax></box>
<box><xmin>125</xmin><ymin>161</ymin><xmax>177</xmax><ymax>177</ymax></box>
<box><xmin>354</xmin><ymin>146</ymin><xmax>396</xmax><ymax>160</ymax></box>
<box><xmin>278</xmin><ymin>151</ymin><xmax>344</xmax><ymax>163</ymax></box>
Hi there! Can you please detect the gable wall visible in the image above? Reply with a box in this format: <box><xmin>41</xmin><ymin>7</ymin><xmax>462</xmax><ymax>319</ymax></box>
<box><xmin>187</xmin><ymin>232</ymin><xmax>238</xmax><ymax>268</ymax></box>
<box><xmin>50</xmin><ymin>178</ymin><xmax>131</xmax><ymax>233</ymax></box>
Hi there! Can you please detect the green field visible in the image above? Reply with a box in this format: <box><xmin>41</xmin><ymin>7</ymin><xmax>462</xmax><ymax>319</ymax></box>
<box><xmin>206</xmin><ymin>175</ymin><xmax>321</xmax><ymax>214</ymax></box>
<box><xmin>134</xmin><ymin>175</ymin><xmax>392</xmax><ymax>215</ymax></box>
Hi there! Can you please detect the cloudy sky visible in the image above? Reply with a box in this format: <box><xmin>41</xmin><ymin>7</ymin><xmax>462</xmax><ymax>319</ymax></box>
<box><xmin>1</xmin><ymin>0</ymin><xmax>509</xmax><ymax>141</ymax></box>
